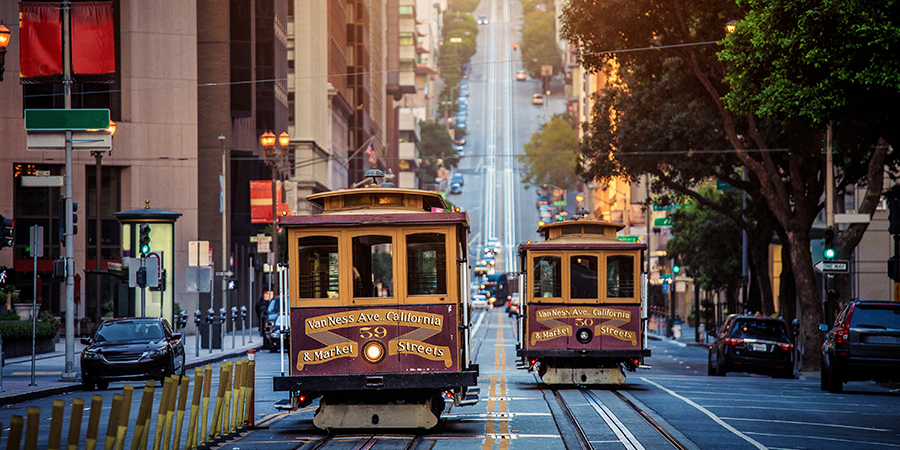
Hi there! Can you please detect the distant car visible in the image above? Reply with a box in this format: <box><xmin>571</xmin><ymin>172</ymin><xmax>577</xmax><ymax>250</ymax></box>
<box><xmin>450</xmin><ymin>182</ymin><xmax>462</xmax><ymax>194</ymax></box>
<box><xmin>454</xmin><ymin>137</ymin><xmax>466</xmax><ymax>146</ymax></box>
<box><xmin>477</xmin><ymin>14</ymin><xmax>488</xmax><ymax>25</ymax></box>
<box><xmin>506</xmin><ymin>293</ymin><xmax>520</xmax><ymax>316</ymax></box>
<box><xmin>263</xmin><ymin>296</ymin><xmax>289</xmax><ymax>349</ymax></box>
<box><xmin>451</xmin><ymin>173</ymin><xmax>464</xmax><ymax>186</ymax></box>
<box><xmin>471</xmin><ymin>295</ymin><xmax>489</xmax><ymax>310</ymax></box>
<box><xmin>454</xmin><ymin>145</ymin><xmax>465</xmax><ymax>156</ymax></box>
<box><xmin>532</xmin><ymin>93</ymin><xmax>544</xmax><ymax>105</ymax></box>
<box><xmin>820</xmin><ymin>300</ymin><xmax>900</xmax><ymax>392</ymax></box>
<box><xmin>266</xmin><ymin>313</ymin><xmax>290</xmax><ymax>353</ymax></box>
<box><xmin>708</xmin><ymin>315</ymin><xmax>794</xmax><ymax>378</ymax></box>
<box><xmin>486</xmin><ymin>238</ymin><xmax>501</xmax><ymax>253</ymax></box>
<box><xmin>460</xmin><ymin>85</ymin><xmax>469</xmax><ymax>96</ymax></box>
<box><xmin>516</xmin><ymin>70</ymin><xmax>527</xmax><ymax>81</ymax></box>
<box><xmin>457</xmin><ymin>96</ymin><xmax>468</xmax><ymax>106</ymax></box>
<box><xmin>80</xmin><ymin>317</ymin><xmax>185</xmax><ymax>390</ymax></box>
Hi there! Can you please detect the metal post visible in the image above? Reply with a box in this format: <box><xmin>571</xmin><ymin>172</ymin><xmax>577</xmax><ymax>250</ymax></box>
<box><xmin>207</xmin><ymin>308</ymin><xmax>214</xmax><ymax>354</ymax></box>
<box><xmin>271</xmin><ymin>163</ymin><xmax>279</xmax><ymax>300</ymax></box>
<box><xmin>0</xmin><ymin>334</ymin><xmax>4</xmax><ymax>392</ymax></box>
<box><xmin>31</xmin><ymin>231</ymin><xmax>38</xmax><ymax>386</ymax></box>
<box><xmin>240</xmin><ymin>306</ymin><xmax>246</xmax><ymax>346</ymax></box>
<box><xmin>220</xmin><ymin>135</ymin><xmax>229</xmax><ymax>349</ymax></box>
<box><xmin>60</xmin><ymin>0</ymin><xmax>77</xmax><ymax>383</ymax></box>
<box><xmin>140</xmin><ymin>255</ymin><xmax>146</xmax><ymax>317</ymax></box>
<box><xmin>231</xmin><ymin>307</ymin><xmax>237</xmax><ymax>349</ymax></box>
<box><xmin>248</xmin><ymin>255</ymin><xmax>253</xmax><ymax>343</ymax></box>
<box><xmin>93</xmin><ymin>151</ymin><xmax>103</xmax><ymax>326</ymax></box>
<box><xmin>194</xmin><ymin>310</ymin><xmax>201</xmax><ymax>357</ymax></box>
<box><xmin>278</xmin><ymin>264</ymin><xmax>285</xmax><ymax>377</ymax></box>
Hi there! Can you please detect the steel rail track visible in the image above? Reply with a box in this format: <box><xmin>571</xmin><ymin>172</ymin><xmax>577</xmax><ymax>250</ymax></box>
<box><xmin>308</xmin><ymin>433</ymin><xmax>422</xmax><ymax>450</ymax></box>
<box><xmin>551</xmin><ymin>389</ymin><xmax>593</xmax><ymax>450</ymax></box>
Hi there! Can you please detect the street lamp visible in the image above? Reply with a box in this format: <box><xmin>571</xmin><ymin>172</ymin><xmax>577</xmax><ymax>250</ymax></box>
<box><xmin>260</xmin><ymin>130</ymin><xmax>290</xmax><ymax>298</ymax></box>
<box><xmin>0</xmin><ymin>22</ymin><xmax>11</xmax><ymax>82</ymax></box>
<box><xmin>91</xmin><ymin>120</ymin><xmax>115</xmax><ymax>324</ymax></box>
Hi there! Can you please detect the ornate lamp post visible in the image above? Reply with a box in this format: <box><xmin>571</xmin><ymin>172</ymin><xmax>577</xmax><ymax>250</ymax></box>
<box><xmin>0</xmin><ymin>22</ymin><xmax>10</xmax><ymax>82</ymax></box>
<box><xmin>260</xmin><ymin>131</ymin><xmax>290</xmax><ymax>298</ymax></box>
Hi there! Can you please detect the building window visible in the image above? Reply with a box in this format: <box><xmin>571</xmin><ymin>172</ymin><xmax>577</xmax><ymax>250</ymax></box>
<box><xmin>86</xmin><ymin>165</ymin><xmax>122</xmax><ymax>262</ymax></box>
<box><xmin>399</xmin><ymin>5</ymin><xmax>414</xmax><ymax>17</ymax></box>
<box><xmin>400</xmin><ymin>59</ymin><xmax>416</xmax><ymax>72</ymax></box>
<box><xmin>399</xmin><ymin>32</ymin><xmax>415</xmax><ymax>46</ymax></box>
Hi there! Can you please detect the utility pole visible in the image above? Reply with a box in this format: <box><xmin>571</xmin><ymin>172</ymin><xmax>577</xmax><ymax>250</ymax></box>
<box><xmin>220</xmin><ymin>135</ymin><xmax>228</xmax><ymax>333</ymax></box>
<box><xmin>61</xmin><ymin>0</ymin><xmax>77</xmax><ymax>382</ymax></box>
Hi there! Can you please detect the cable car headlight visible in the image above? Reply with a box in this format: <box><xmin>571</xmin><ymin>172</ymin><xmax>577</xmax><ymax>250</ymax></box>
<box><xmin>576</xmin><ymin>328</ymin><xmax>593</xmax><ymax>344</ymax></box>
<box><xmin>362</xmin><ymin>340</ymin><xmax>386</xmax><ymax>364</ymax></box>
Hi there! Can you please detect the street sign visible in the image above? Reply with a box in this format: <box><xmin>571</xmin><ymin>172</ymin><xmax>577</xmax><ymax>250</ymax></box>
<box><xmin>24</xmin><ymin>109</ymin><xmax>109</xmax><ymax>131</ymax></box>
<box><xmin>30</xmin><ymin>225</ymin><xmax>44</xmax><ymax>257</ymax></box>
<box><xmin>215</xmin><ymin>270</ymin><xmax>233</xmax><ymax>277</ymax></box>
<box><xmin>127</xmin><ymin>257</ymin><xmax>159</xmax><ymax>287</ymax></box>
<box><xmin>617</xmin><ymin>236</ymin><xmax>640</xmax><ymax>243</ymax></box>
<box><xmin>188</xmin><ymin>240</ymin><xmax>210</xmax><ymax>267</ymax></box>
<box><xmin>653</xmin><ymin>217</ymin><xmax>672</xmax><ymax>227</ymax></box>
<box><xmin>186</xmin><ymin>267</ymin><xmax>212</xmax><ymax>293</ymax></box>
<box><xmin>249</xmin><ymin>234</ymin><xmax>271</xmax><ymax>242</ymax></box>
<box><xmin>716</xmin><ymin>179</ymin><xmax>739</xmax><ymax>191</ymax></box>
<box><xmin>21</xmin><ymin>175</ymin><xmax>64</xmax><ymax>187</ymax></box>
<box><xmin>257</xmin><ymin>240</ymin><xmax>271</xmax><ymax>253</ymax></box>
<box><xmin>814</xmin><ymin>260</ymin><xmax>850</xmax><ymax>273</ymax></box>
<box><xmin>552</xmin><ymin>200</ymin><xmax>566</xmax><ymax>206</ymax></box>
<box><xmin>26</xmin><ymin>132</ymin><xmax>112</xmax><ymax>151</ymax></box>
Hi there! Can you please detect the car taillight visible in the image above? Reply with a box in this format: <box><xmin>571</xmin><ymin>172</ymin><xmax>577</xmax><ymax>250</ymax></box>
<box><xmin>836</xmin><ymin>303</ymin><xmax>855</xmax><ymax>344</ymax></box>
<box><xmin>776</xmin><ymin>343</ymin><xmax>794</xmax><ymax>351</ymax></box>
<box><xmin>724</xmin><ymin>338</ymin><xmax>744</xmax><ymax>345</ymax></box>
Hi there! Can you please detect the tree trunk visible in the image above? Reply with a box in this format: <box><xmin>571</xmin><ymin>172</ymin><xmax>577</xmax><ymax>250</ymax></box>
<box><xmin>779</xmin><ymin>240</ymin><xmax>797</xmax><ymax>325</ymax></box>
<box><xmin>787</xmin><ymin>230</ymin><xmax>824</xmax><ymax>371</ymax></box>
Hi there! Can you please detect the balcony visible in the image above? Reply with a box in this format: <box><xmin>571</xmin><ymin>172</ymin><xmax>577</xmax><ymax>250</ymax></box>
<box><xmin>399</xmin><ymin>142</ymin><xmax>419</xmax><ymax>161</ymax></box>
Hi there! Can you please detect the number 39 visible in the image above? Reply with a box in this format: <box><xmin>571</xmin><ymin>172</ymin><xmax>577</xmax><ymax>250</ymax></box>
<box><xmin>359</xmin><ymin>327</ymin><xmax>387</xmax><ymax>339</ymax></box>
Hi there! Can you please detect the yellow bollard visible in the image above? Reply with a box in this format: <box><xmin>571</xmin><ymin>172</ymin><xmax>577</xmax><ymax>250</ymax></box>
<box><xmin>246</xmin><ymin>361</ymin><xmax>256</xmax><ymax>428</ymax></box>
<box><xmin>235</xmin><ymin>360</ymin><xmax>245</xmax><ymax>431</ymax></box>
<box><xmin>230</xmin><ymin>361</ymin><xmax>240</xmax><ymax>434</ymax></box>
<box><xmin>24</xmin><ymin>406</ymin><xmax>40</xmax><ymax>450</ymax></box>
<box><xmin>221</xmin><ymin>362</ymin><xmax>233</xmax><ymax>437</ymax></box>
<box><xmin>115</xmin><ymin>385</ymin><xmax>135</xmax><ymax>450</ymax></box>
<box><xmin>48</xmin><ymin>399</ymin><xmax>65</xmax><ymax>450</ymax></box>
<box><xmin>8</xmin><ymin>415</ymin><xmax>24</xmax><ymax>450</ymax></box>
<box><xmin>104</xmin><ymin>394</ymin><xmax>124</xmax><ymax>450</ymax></box>
<box><xmin>209</xmin><ymin>363</ymin><xmax>231</xmax><ymax>441</ymax></box>
<box><xmin>86</xmin><ymin>395</ymin><xmax>104</xmax><ymax>450</ymax></box>
<box><xmin>162</xmin><ymin>376</ymin><xmax>179</xmax><ymax>450</ymax></box>
<box><xmin>131</xmin><ymin>381</ymin><xmax>156</xmax><ymax>450</ymax></box>
<box><xmin>199</xmin><ymin>365</ymin><xmax>213</xmax><ymax>448</ymax></box>
<box><xmin>185</xmin><ymin>367</ymin><xmax>204</xmax><ymax>450</ymax></box>
<box><xmin>171</xmin><ymin>375</ymin><xmax>191</xmax><ymax>450</ymax></box>
<box><xmin>66</xmin><ymin>398</ymin><xmax>86</xmax><ymax>450</ymax></box>
<box><xmin>152</xmin><ymin>377</ymin><xmax>175</xmax><ymax>450</ymax></box>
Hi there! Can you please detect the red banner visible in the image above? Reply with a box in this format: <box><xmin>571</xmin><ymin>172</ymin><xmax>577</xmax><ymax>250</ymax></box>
<box><xmin>71</xmin><ymin>2</ymin><xmax>115</xmax><ymax>75</ymax></box>
<box><xmin>251</xmin><ymin>181</ymin><xmax>290</xmax><ymax>224</ymax></box>
<box><xmin>19</xmin><ymin>2</ymin><xmax>63</xmax><ymax>79</ymax></box>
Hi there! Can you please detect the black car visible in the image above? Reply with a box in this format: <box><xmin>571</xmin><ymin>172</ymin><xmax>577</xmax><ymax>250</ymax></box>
<box><xmin>80</xmin><ymin>317</ymin><xmax>185</xmax><ymax>390</ymax></box>
<box><xmin>708</xmin><ymin>315</ymin><xmax>794</xmax><ymax>378</ymax></box>
<box><xmin>263</xmin><ymin>296</ymin><xmax>289</xmax><ymax>349</ymax></box>
<box><xmin>266</xmin><ymin>313</ymin><xmax>290</xmax><ymax>353</ymax></box>
<box><xmin>820</xmin><ymin>300</ymin><xmax>900</xmax><ymax>393</ymax></box>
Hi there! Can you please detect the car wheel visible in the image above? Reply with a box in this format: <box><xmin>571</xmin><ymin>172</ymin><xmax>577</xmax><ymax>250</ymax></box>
<box><xmin>82</xmin><ymin>379</ymin><xmax>95</xmax><ymax>391</ymax></box>
<box><xmin>826</xmin><ymin>360</ymin><xmax>843</xmax><ymax>393</ymax></box>
<box><xmin>773</xmin><ymin>368</ymin><xmax>794</xmax><ymax>379</ymax></box>
<box><xmin>707</xmin><ymin>359</ymin><xmax>716</xmax><ymax>376</ymax></box>
<box><xmin>715</xmin><ymin>353</ymin><xmax>728</xmax><ymax>376</ymax></box>
<box><xmin>820</xmin><ymin>360</ymin><xmax>830</xmax><ymax>391</ymax></box>
<box><xmin>96</xmin><ymin>381</ymin><xmax>109</xmax><ymax>390</ymax></box>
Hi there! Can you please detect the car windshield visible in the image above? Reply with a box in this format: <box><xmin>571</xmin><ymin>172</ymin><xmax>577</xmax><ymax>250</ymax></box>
<box><xmin>731</xmin><ymin>319</ymin><xmax>789</xmax><ymax>341</ymax></box>
<box><xmin>850</xmin><ymin>303</ymin><xmax>900</xmax><ymax>329</ymax></box>
<box><xmin>95</xmin><ymin>321</ymin><xmax>163</xmax><ymax>343</ymax></box>
<box><xmin>267</xmin><ymin>297</ymin><xmax>287</xmax><ymax>314</ymax></box>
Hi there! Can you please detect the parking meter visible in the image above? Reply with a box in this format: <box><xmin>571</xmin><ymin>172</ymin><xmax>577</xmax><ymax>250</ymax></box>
<box><xmin>178</xmin><ymin>310</ymin><xmax>188</xmax><ymax>330</ymax></box>
<box><xmin>791</xmin><ymin>318</ymin><xmax>800</xmax><ymax>338</ymax></box>
<box><xmin>240</xmin><ymin>306</ymin><xmax>248</xmax><ymax>345</ymax></box>
<box><xmin>219</xmin><ymin>308</ymin><xmax>227</xmax><ymax>351</ymax></box>
<box><xmin>206</xmin><ymin>308</ymin><xmax>215</xmax><ymax>323</ymax></box>
<box><xmin>194</xmin><ymin>310</ymin><xmax>202</xmax><ymax>356</ymax></box>
<box><xmin>207</xmin><ymin>308</ymin><xmax>215</xmax><ymax>354</ymax></box>
<box><xmin>231</xmin><ymin>307</ymin><xmax>238</xmax><ymax>348</ymax></box>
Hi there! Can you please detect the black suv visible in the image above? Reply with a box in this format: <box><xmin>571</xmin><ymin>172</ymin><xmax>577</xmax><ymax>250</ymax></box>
<box><xmin>820</xmin><ymin>300</ymin><xmax>900</xmax><ymax>393</ymax></box>
<box><xmin>708</xmin><ymin>315</ymin><xmax>795</xmax><ymax>378</ymax></box>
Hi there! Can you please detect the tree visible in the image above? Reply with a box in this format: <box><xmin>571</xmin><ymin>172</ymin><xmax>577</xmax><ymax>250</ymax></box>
<box><xmin>448</xmin><ymin>0</ymin><xmax>478</xmax><ymax>13</ymax></box>
<box><xmin>666</xmin><ymin>185</ymin><xmax>743</xmax><ymax>311</ymax></box>
<box><xmin>561</xmin><ymin>0</ymin><xmax>891</xmax><ymax>370</ymax></box>
<box><xmin>521</xmin><ymin>10</ymin><xmax>562</xmax><ymax>78</ymax></box>
<box><xmin>517</xmin><ymin>113</ymin><xmax>580</xmax><ymax>190</ymax></box>
<box><xmin>418</xmin><ymin>121</ymin><xmax>461</xmax><ymax>186</ymax></box>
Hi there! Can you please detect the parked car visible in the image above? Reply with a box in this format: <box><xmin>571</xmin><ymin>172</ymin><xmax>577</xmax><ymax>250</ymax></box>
<box><xmin>80</xmin><ymin>317</ymin><xmax>186</xmax><ymax>390</ymax></box>
<box><xmin>263</xmin><ymin>296</ymin><xmax>289</xmax><ymax>349</ymax></box>
<box><xmin>471</xmin><ymin>294</ymin><xmax>489</xmax><ymax>310</ymax></box>
<box><xmin>532</xmin><ymin>93</ymin><xmax>544</xmax><ymax>105</ymax></box>
<box><xmin>454</xmin><ymin>136</ymin><xmax>466</xmax><ymax>146</ymax></box>
<box><xmin>451</xmin><ymin>172</ymin><xmax>464</xmax><ymax>186</ymax></box>
<box><xmin>267</xmin><ymin>313</ymin><xmax>291</xmax><ymax>353</ymax></box>
<box><xmin>516</xmin><ymin>70</ymin><xmax>527</xmax><ymax>81</ymax></box>
<box><xmin>820</xmin><ymin>300</ymin><xmax>900</xmax><ymax>392</ymax></box>
<box><xmin>477</xmin><ymin>14</ymin><xmax>488</xmax><ymax>25</ymax></box>
<box><xmin>708</xmin><ymin>315</ymin><xmax>794</xmax><ymax>378</ymax></box>
<box><xmin>450</xmin><ymin>182</ymin><xmax>462</xmax><ymax>194</ymax></box>
<box><xmin>454</xmin><ymin>145</ymin><xmax>465</xmax><ymax>156</ymax></box>
<box><xmin>506</xmin><ymin>293</ymin><xmax>520</xmax><ymax>316</ymax></box>
<box><xmin>486</xmin><ymin>238</ymin><xmax>501</xmax><ymax>253</ymax></box>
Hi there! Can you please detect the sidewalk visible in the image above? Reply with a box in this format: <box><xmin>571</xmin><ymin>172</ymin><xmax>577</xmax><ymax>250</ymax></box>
<box><xmin>0</xmin><ymin>328</ymin><xmax>263</xmax><ymax>406</ymax></box>
<box><xmin>647</xmin><ymin>321</ymin><xmax>711</xmax><ymax>348</ymax></box>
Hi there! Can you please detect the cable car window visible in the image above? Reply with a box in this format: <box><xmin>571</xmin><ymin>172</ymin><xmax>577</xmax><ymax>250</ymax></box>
<box><xmin>353</xmin><ymin>235</ymin><xmax>394</xmax><ymax>298</ymax></box>
<box><xmin>297</xmin><ymin>236</ymin><xmax>339</xmax><ymax>299</ymax></box>
<box><xmin>533</xmin><ymin>256</ymin><xmax>562</xmax><ymax>298</ymax></box>
<box><xmin>407</xmin><ymin>233</ymin><xmax>447</xmax><ymax>295</ymax></box>
<box><xmin>607</xmin><ymin>255</ymin><xmax>635</xmax><ymax>298</ymax></box>
<box><xmin>562</xmin><ymin>226</ymin><xmax>582</xmax><ymax>235</ymax></box>
<box><xmin>570</xmin><ymin>255</ymin><xmax>598</xmax><ymax>299</ymax></box>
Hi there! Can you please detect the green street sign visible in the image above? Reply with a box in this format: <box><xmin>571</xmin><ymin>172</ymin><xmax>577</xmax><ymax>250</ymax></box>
<box><xmin>552</xmin><ymin>200</ymin><xmax>566</xmax><ymax>206</ymax></box>
<box><xmin>652</xmin><ymin>204</ymin><xmax>674</xmax><ymax>211</ymax></box>
<box><xmin>654</xmin><ymin>217</ymin><xmax>672</xmax><ymax>227</ymax></box>
<box><xmin>25</xmin><ymin>109</ymin><xmax>110</xmax><ymax>131</ymax></box>
<box><xmin>617</xmin><ymin>236</ymin><xmax>640</xmax><ymax>243</ymax></box>
<box><xmin>716</xmin><ymin>179</ymin><xmax>739</xmax><ymax>191</ymax></box>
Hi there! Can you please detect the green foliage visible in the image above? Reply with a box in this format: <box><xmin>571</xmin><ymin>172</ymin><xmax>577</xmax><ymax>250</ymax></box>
<box><xmin>0</xmin><ymin>310</ymin><xmax>21</xmax><ymax>321</ymax></box>
<box><xmin>666</xmin><ymin>184</ymin><xmax>743</xmax><ymax>292</ymax></box>
<box><xmin>0</xmin><ymin>320</ymin><xmax>57</xmax><ymax>341</ymax></box>
<box><xmin>518</xmin><ymin>113</ymin><xmax>580</xmax><ymax>190</ymax></box>
<box><xmin>521</xmin><ymin>9</ymin><xmax>563</xmax><ymax>78</ymax></box>
<box><xmin>447</xmin><ymin>0</ymin><xmax>478</xmax><ymax>13</ymax></box>
<box><xmin>721</xmin><ymin>0</ymin><xmax>900</xmax><ymax>146</ymax></box>
<box><xmin>418</xmin><ymin>121</ymin><xmax>461</xmax><ymax>185</ymax></box>
<box><xmin>440</xmin><ymin>13</ymin><xmax>478</xmax><ymax>103</ymax></box>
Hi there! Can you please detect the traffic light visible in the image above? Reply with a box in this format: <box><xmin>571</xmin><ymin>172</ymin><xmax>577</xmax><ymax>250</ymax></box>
<box><xmin>824</xmin><ymin>227</ymin><xmax>836</xmax><ymax>260</ymax></box>
<box><xmin>672</xmin><ymin>262</ymin><xmax>681</xmax><ymax>274</ymax></box>
<box><xmin>58</xmin><ymin>196</ymin><xmax>65</xmax><ymax>244</ymax></box>
<box><xmin>0</xmin><ymin>215</ymin><xmax>13</xmax><ymax>249</ymax></box>
<box><xmin>72</xmin><ymin>201</ymin><xmax>78</xmax><ymax>236</ymax></box>
<box><xmin>135</xmin><ymin>266</ymin><xmax>147</xmax><ymax>288</ymax></box>
<box><xmin>139</xmin><ymin>224</ymin><xmax>152</xmax><ymax>254</ymax></box>
<box><xmin>888</xmin><ymin>257</ymin><xmax>899</xmax><ymax>281</ymax></box>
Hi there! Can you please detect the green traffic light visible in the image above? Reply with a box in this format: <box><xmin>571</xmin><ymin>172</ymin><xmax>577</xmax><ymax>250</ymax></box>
<box><xmin>824</xmin><ymin>248</ymin><xmax>835</xmax><ymax>259</ymax></box>
<box><xmin>673</xmin><ymin>265</ymin><xmax>681</xmax><ymax>274</ymax></box>
<box><xmin>141</xmin><ymin>243</ymin><xmax>151</xmax><ymax>254</ymax></box>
